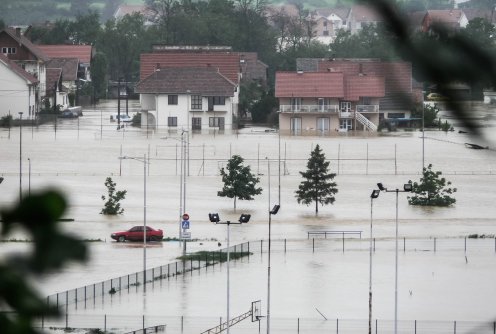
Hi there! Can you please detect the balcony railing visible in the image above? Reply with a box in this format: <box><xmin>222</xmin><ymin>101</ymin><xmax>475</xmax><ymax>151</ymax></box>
<box><xmin>356</xmin><ymin>104</ymin><xmax>379</xmax><ymax>113</ymax></box>
<box><xmin>279</xmin><ymin>104</ymin><xmax>339</xmax><ymax>113</ymax></box>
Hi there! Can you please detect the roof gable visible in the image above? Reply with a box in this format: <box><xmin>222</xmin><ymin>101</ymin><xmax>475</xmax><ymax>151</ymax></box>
<box><xmin>0</xmin><ymin>53</ymin><xmax>39</xmax><ymax>84</ymax></box>
<box><xmin>46</xmin><ymin>58</ymin><xmax>79</xmax><ymax>81</ymax></box>
<box><xmin>1</xmin><ymin>28</ymin><xmax>49</xmax><ymax>62</ymax></box>
<box><xmin>135</xmin><ymin>67</ymin><xmax>236</xmax><ymax>96</ymax></box>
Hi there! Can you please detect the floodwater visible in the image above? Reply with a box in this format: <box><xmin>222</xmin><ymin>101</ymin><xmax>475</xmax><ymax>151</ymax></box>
<box><xmin>1</xmin><ymin>100</ymin><xmax>496</xmax><ymax>332</ymax></box>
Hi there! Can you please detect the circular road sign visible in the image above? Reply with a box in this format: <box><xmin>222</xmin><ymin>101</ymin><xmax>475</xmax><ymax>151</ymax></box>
<box><xmin>182</xmin><ymin>213</ymin><xmax>190</xmax><ymax>221</ymax></box>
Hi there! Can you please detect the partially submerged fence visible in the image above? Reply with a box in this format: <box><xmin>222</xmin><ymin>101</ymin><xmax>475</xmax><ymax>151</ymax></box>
<box><xmin>33</xmin><ymin>314</ymin><xmax>496</xmax><ymax>334</ymax></box>
<box><xmin>46</xmin><ymin>237</ymin><xmax>496</xmax><ymax>312</ymax></box>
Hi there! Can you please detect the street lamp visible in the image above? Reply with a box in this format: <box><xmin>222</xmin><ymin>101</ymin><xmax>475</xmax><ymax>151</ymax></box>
<box><xmin>28</xmin><ymin>158</ymin><xmax>31</xmax><ymax>196</ymax></box>
<box><xmin>120</xmin><ymin>154</ymin><xmax>148</xmax><ymax>291</ymax></box>
<box><xmin>19</xmin><ymin>112</ymin><xmax>23</xmax><ymax>201</ymax></box>
<box><xmin>369</xmin><ymin>189</ymin><xmax>380</xmax><ymax>334</ymax></box>
<box><xmin>376</xmin><ymin>182</ymin><xmax>412</xmax><ymax>334</ymax></box>
<box><xmin>266</xmin><ymin>157</ymin><xmax>280</xmax><ymax>334</ymax></box>
<box><xmin>209</xmin><ymin>213</ymin><xmax>251</xmax><ymax>334</ymax></box>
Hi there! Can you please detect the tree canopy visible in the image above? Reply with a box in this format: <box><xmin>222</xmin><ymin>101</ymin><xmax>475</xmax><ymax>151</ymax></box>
<box><xmin>218</xmin><ymin>155</ymin><xmax>262</xmax><ymax>210</ymax></box>
<box><xmin>295</xmin><ymin>144</ymin><xmax>338</xmax><ymax>213</ymax></box>
<box><xmin>407</xmin><ymin>164</ymin><xmax>457</xmax><ymax>206</ymax></box>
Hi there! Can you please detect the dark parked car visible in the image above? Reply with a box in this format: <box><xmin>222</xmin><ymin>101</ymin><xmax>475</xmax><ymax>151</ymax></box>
<box><xmin>111</xmin><ymin>226</ymin><xmax>163</xmax><ymax>242</ymax></box>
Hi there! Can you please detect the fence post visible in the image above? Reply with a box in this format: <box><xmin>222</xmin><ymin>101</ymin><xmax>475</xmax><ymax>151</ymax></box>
<box><xmin>313</xmin><ymin>238</ymin><xmax>315</xmax><ymax>253</ymax></box>
<box><xmin>93</xmin><ymin>284</ymin><xmax>96</xmax><ymax>305</ymax></box>
<box><xmin>143</xmin><ymin>314</ymin><xmax>145</xmax><ymax>332</ymax></box>
<box><xmin>375</xmin><ymin>319</ymin><xmax>377</xmax><ymax>334</ymax></box>
<box><xmin>297</xmin><ymin>318</ymin><xmax>300</xmax><ymax>333</ymax></box>
<box><xmin>261</xmin><ymin>239</ymin><xmax>263</xmax><ymax>254</ymax></box>
<box><xmin>342</xmin><ymin>233</ymin><xmax>344</xmax><ymax>252</ymax></box>
<box><xmin>465</xmin><ymin>237</ymin><xmax>467</xmax><ymax>253</ymax></box>
<box><xmin>454</xmin><ymin>320</ymin><xmax>456</xmax><ymax>334</ymax></box>
<box><xmin>336</xmin><ymin>318</ymin><xmax>339</xmax><ymax>334</ymax></box>
<box><xmin>104</xmin><ymin>314</ymin><xmax>107</xmax><ymax>332</ymax></box>
<box><xmin>404</xmin><ymin>237</ymin><xmax>406</xmax><ymax>252</ymax></box>
<box><xmin>41</xmin><ymin>314</ymin><xmax>44</xmax><ymax>329</ymax></box>
<box><xmin>415</xmin><ymin>320</ymin><xmax>417</xmax><ymax>334</ymax></box>
<box><xmin>434</xmin><ymin>238</ymin><xmax>437</xmax><ymax>252</ymax></box>
<box><xmin>181</xmin><ymin>315</ymin><xmax>184</xmax><ymax>333</ymax></box>
<box><xmin>284</xmin><ymin>239</ymin><xmax>287</xmax><ymax>253</ymax></box>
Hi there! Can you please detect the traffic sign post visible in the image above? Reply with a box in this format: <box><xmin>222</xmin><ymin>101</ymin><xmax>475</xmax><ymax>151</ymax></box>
<box><xmin>181</xmin><ymin>213</ymin><xmax>191</xmax><ymax>256</ymax></box>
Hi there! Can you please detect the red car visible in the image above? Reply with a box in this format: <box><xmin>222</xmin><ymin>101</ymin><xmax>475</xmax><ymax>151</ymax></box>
<box><xmin>111</xmin><ymin>226</ymin><xmax>163</xmax><ymax>242</ymax></box>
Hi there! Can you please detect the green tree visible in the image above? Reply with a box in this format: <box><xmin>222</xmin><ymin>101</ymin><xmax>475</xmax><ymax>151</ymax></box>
<box><xmin>101</xmin><ymin>177</ymin><xmax>127</xmax><ymax>215</ymax></box>
<box><xmin>295</xmin><ymin>144</ymin><xmax>338</xmax><ymax>214</ymax></box>
<box><xmin>411</xmin><ymin>103</ymin><xmax>440</xmax><ymax>128</ymax></box>
<box><xmin>0</xmin><ymin>190</ymin><xmax>87</xmax><ymax>333</ymax></box>
<box><xmin>407</xmin><ymin>164</ymin><xmax>457</xmax><ymax>206</ymax></box>
<box><xmin>218</xmin><ymin>155</ymin><xmax>262</xmax><ymax>210</ymax></box>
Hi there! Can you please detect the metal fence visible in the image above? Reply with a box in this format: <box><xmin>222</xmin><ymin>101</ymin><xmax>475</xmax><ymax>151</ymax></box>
<box><xmin>45</xmin><ymin>237</ymin><xmax>496</xmax><ymax>312</ymax></box>
<box><xmin>33</xmin><ymin>314</ymin><xmax>496</xmax><ymax>334</ymax></box>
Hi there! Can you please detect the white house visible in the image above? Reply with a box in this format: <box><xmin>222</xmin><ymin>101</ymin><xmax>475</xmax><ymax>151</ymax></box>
<box><xmin>135</xmin><ymin>67</ymin><xmax>237</xmax><ymax>133</ymax></box>
<box><xmin>0</xmin><ymin>53</ymin><xmax>38</xmax><ymax>119</ymax></box>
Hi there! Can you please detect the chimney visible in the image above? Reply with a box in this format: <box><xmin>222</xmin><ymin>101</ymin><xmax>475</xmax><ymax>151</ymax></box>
<box><xmin>15</xmin><ymin>27</ymin><xmax>21</xmax><ymax>38</ymax></box>
<box><xmin>155</xmin><ymin>63</ymin><xmax>160</xmax><ymax>71</ymax></box>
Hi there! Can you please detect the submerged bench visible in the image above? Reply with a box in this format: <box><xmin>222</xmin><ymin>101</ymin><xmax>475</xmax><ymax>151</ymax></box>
<box><xmin>307</xmin><ymin>230</ymin><xmax>362</xmax><ymax>239</ymax></box>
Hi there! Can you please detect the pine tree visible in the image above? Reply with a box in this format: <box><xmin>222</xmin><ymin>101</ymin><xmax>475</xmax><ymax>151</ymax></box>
<box><xmin>295</xmin><ymin>144</ymin><xmax>338</xmax><ymax>213</ymax></box>
<box><xmin>218</xmin><ymin>155</ymin><xmax>262</xmax><ymax>211</ymax></box>
<box><xmin>101</xmin><ymin>177</ymin><xmax>127</xmax><ymax>215</ymax></box>
<box><xmin>407</xmin><ymin>164</ymin><xmax>456</xmax><ymax>206</ymax></box>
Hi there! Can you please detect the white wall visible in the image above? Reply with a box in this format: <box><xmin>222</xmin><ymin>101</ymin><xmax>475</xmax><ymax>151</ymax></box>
<box><xmin>0</xmin><ymin>62</ymin><xmax>37</xmax><ymax>119</ymax></box>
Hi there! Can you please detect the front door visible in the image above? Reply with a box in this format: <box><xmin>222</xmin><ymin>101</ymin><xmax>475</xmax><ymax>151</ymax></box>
<box><xmin>340</xmin><ymin>119</ymin><xmax>352</xmax><ymax>131</ymax></box>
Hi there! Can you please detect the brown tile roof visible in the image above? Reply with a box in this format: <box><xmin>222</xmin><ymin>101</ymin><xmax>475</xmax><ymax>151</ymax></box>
<box><xmin>37</xmin><ymin>45</ymin><xmax>93</xmax><ymax>64</ymax></box>
<box><xmin>140</xmin><ymin>53</ymin><xmax>241</xmax><ymax>83</ymax></box>
<box><xmin>428</xmin><ymin>9</ymin><xmax>465</xmax><ymax>24</ymax></box>
<box><xmin>46</xmin><ymin>58</ymin><xmax>79</xmax><ymax>81</ymax></box>
<box><xmin>0</xmin><ymin>53</ymin><xmax>39</xmax><ymax>84</ymax></box>
<box><xmin>46</xmin><ymin>68</ymin><xmax>62</xmax><ymax>96</ymax></box>
<box><xmin>1</xmin><ymin>28</ymin><xmax>49</xmax><ymax>62</ymax></box>
<box><xmin>135</xmin><ymin>67</ymin><xmax>236</xmax><ymax>96</ymax></box>
<box><xmin>275</xmin><ymin>72</ymin><xmax>344</xmax><ymax>98</ymax></box>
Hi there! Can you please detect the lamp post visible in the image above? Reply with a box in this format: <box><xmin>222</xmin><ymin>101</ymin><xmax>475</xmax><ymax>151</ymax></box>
<box><xmin>120</xmin><ymin>154</ymin><xmax>148</xmax><ymax>291</ymax></box>
<box><xmin>209</xmin><ymin>213</ymin><xmax>251</xmax><ymax>334</ymax></box>
<box><xmin>19</xmin><ymin>112</ymin><xmax>23</xmax><ymax>201</ymax></box>
<box><xmin>266</xmin><ymin>157</ymin><xmax>280</xmax><ymax>334</ymax></box>
<box><xmin>369</xmin><ymin>189</ymin><xmax>380</xmax><ymax>334</ymax></box>
<box><xmin>376</xmin><ymin>182</ymin><xmax>412</xmax><ymax>334</ymax></box>
<box><xmin>28</xmin><ymin>158</ymin><xmax>31</xmax><ymax>196</ymax></box>
<box><xmin>422</xmin><ymin>106</ymin><xmax>425</xmax><ymax>172</ymax></box>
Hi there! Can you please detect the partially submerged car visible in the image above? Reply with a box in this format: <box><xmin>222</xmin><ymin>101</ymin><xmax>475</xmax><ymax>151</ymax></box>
<box><xmin>110</xmin><ymin>113</ymin><xmax>133</xmax><ymax>123</ymax></box>
<box><xmin>111</xmin><ymin>226</ymin><xmax>163</xmax><ymax>242</ymax></box>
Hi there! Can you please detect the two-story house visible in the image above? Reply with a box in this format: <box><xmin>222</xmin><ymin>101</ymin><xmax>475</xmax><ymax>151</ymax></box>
<box><xmin>310</xmin><ymin>7</ymin><xmax>350</xmax><ymax>42</ymax></box>
<box><xmin>0</xmin><ymin>27</ymin><xmax>49</xmax><ymax>118</ymax></box>
<box><xmin>0</xmin><ymin>53</ymin><xmax>39</xmax><ymax>119</ymax></box>
<box><xmin>276</xmin><ymin>69</ymin><xmax>384</xmax><ymax>133</ymax></box>
<box><xmin>346</xmin><ymin>4</ymin><xmax>384</xmax><ymax>34</ymax></box>
<box><xmin>137</xmin><ymin>45</ymin><xmax>266</xmax><ymax>132</ymax></box>
<box><xmin>135</xmin><ymin>67</ymin><xmax>236</xmax><ymax>132</ymax></box>
<box><xmin>280</xmin><ymin>58</ymin><xmax>418</xmax><ymax>134</ymax></box>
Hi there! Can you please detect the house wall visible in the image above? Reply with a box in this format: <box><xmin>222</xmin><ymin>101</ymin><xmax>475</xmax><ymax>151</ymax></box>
<box><xmin>0</xmin><ymin>62</ymin><xmax>37</xmax><ymax>119</ymax></box>
<box><xmin>140</xmin><ymin>93</ymin><xmax>235</xmax><ymax>132</ymax></box>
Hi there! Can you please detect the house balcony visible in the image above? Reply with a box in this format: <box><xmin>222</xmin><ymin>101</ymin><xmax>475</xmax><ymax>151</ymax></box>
<box><xmin>279</xmin><ymin>104</ymin><xmax>339</xmax><ymax>113</ymax></box>
<box><xmin>356</xmin><ymin>105</ymin><xmax>379</xmax><ymax>113</ymax></box>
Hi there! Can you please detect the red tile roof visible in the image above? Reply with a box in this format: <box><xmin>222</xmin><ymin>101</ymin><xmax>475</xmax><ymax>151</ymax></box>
<box><xmin>0</xmin><ymin>53</ymin><xmax>39</xmax><ymax>84</ymax></box>
<box><xmin>135</xmin><ymin>67</ymin><xmax>236</xmax><ymax>96</ymax></box>
<box><xmin>275</xmin><ymin>72</ymin><xmax>344</xmax><ymax>98</ymax></box>
<box><xmin>46</xmin><ymin>68</ymin><xmax>62</xmax><ymax>96</ymax></box>
<box><xmin>345</xmin><ymin>75</ymin><xmax>385</xmax><ymax>100</ymax></box>
<box><xmin>140</xmin><ymin>53</ymin><xmax>241</xmax><ymax>83</ymax></box>
<box><xmin>38</xmin><ymin>45</ymin><xmax>92</xmax><ymax>64</ymax></box>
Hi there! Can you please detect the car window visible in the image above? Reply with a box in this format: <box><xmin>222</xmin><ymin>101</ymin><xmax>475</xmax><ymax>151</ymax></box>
<box><xmin>130</xmin><ymin>226</ymin><xmax>141</xmax><ymax>232</ymax></box>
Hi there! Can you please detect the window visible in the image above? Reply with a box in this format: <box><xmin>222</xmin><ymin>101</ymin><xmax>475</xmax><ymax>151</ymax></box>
<box><xmin>323</xmin><ymin>31</ymin><xmax>329</xmax><ymax>36</ymax></box>
<box><xmin>1</xmin><ymin>47</ymin><xmax>16</xmax><ymax>54</ymax></box>
<box><xmin>290</xmin><ymin>97</ymin><xmax>301</xmax><ymax>111</ymax></box>
<box><xmin>209</xmin><ymin>117</ymin><xmax>224</xmax><ymax>128</ymax></box>
<box><xmin>317</xmin><ymin>117</ymin><xmax>330</xmax><ymax>132</ymax></box>
<box><xmin>207</xmin><ymin>96</ymin><xmax>226</xmax><ymax>111</ymax></box>
<box><xmin>360</xmin><ymin>97</ymin><xmax>371</xmax><ymax>105</ymax></box>
<box><xmin>290</xmin><ymin>117</ymin><xmax>302</xmax><ymax>134</ymax></box>
<box><xmin>168</xmin><ymin>95</ymin><xmax>178</xmax><ymax>105</ymax></box>
<box><xmin>191</xmin><ymin>95</ymin><xmax>202</xmax><ymax>110</ymax></box>
<box><xmin>323</xmin><ymin>21</ymin><xmax>327</xmax><ymax>27</ymax></box>
<box><xmin>168</xmin><ymin>117</ymin><xmax>177</xmax><ymax>127</ymax></box>
<box><xmin>192</xmin><ymin>117</ymin><xmax>202</xmax><ymax>130</ymax></box>
<box><xmin>388</xmin><ymin>113</ymin><xmax>405</xmax><ymax>119</ymax></box>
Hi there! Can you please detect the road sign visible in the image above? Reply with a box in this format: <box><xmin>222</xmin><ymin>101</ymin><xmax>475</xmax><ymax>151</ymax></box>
<box><xmin>181</xmin><ymin>231</ymin><xmax>191</xmax><ymax>239</ymax></box>
<box><xmin>182</xmin><ymin>213</ymin><xmax>190</xmax><ymax>221</ymax></box>
<box><xmin>182</xmin><ymin>220</ymin><xmax>190</xmax><ymax>229</ymax></box>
